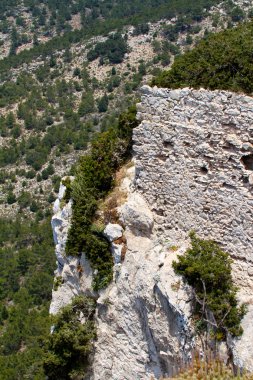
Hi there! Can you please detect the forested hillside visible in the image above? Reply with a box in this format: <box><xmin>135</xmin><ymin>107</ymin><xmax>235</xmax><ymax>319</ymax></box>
<box><xmin>0</xmin><ymin>0</ymin><xmax>220</xmax><ymax>60</ymax></box>
<box><xmin>153</xmin><ymin>20</ymin><xmax>253</xmax><ymax>93</ymax></box>
<box><xmin>2</xmin><ymin>0</ymin><xmax>246</xmax><ymax>219</ymax></box>
<box><xmin>0</xmin><ymin>0</ymin><xmax>252</xmax><ymax>378</ymax></box>
<box><xmin>0</xmin><ymin>218</ymin><xmax>55</xmax><ymax>379</ymax></box>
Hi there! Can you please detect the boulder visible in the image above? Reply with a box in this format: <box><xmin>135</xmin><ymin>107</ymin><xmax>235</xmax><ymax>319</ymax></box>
<box><xmin>103</xmin><ymin>223</ymin><xmax>123</xmax><ymax>242</ymax></box>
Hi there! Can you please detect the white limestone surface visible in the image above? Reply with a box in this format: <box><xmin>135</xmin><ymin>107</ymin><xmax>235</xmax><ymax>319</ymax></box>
<box><xmin>50</xmin><ymin>87</ymin><xmax>253</xmax><ymax>377</ymax></box>
<box><xmin>135</xmin><ymin>85</ymin><xmax>253</xmax><ymax>371</ymax></box>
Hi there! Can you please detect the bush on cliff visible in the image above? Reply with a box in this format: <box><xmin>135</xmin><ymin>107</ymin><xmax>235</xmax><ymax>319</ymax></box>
<box><xmin>65</xmin><ymin>106</ymin><xmax>138</xmax><ymax>290</ymax></box>
<box><xmin>43</xmin><ymin>296</ymin><xmax>96</xmax><ymax>380</ymax></box>
<box><xmin>172</xmin><ymin>232</ymin><xmax>246</xmax><ymax>342</ymax></box>
<box><xmin>153</xmin><ymin>21</ymin><xmax>253</xmax><ymax>94</ymax></box>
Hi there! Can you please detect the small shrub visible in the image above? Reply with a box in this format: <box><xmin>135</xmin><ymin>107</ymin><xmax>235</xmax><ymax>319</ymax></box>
<box><xmin>7</xmin><ymin>191</ymin><xmax>16</xmax><ymax>204</ymax></box>
<box><xmin>17</xmin><ymin>191</ymin><xmax>31</xmax><ymax>209</ymax></box>
<box><xmin>30</xmin><ymin>201</ymin><xmax>39</xmax><ymax>212</ymax></box>
<box><xmin>43</xmin><ymin>296</ymin><xmax>96</xmax><ymax>379</ymax></box>
<box><xmin>173</xmin><ymin>232</ymin><xmax>246</xmax><ymax>341</ymax></box>
<box><xmin>61</xmin><ymin>177</ymin><xmax>72</xmax><ymax>203</ymax></box>
<box><xmin>97</xmin><ymin>94</ymin><xmax>109</xmax><ymax>113</ymax></box>
<box><xmin>53</xmin><ymin>276</ymin><xmax>63</xmax><ymax>291</ymax></box>
<box><xmin>87</xmin><ymin>33</ymin><xmax>128</xmax><ymax>64</ymax></box>
<box><xmin>47</xmin><ymin>193</ymin><xmax>55</xmax><ymax>204</ymax></box>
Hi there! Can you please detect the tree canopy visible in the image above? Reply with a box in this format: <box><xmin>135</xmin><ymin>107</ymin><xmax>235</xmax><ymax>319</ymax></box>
<box><xmin>153</xmin><ymin>21</ymin><xmax>253</xmax><ymax>94</ymax></box>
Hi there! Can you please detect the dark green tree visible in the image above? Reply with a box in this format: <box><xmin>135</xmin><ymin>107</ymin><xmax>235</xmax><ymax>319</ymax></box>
<box><xmin>43</xmin><ymin>296</ymin><xmax>96</xmax><ymax>380</ymax></box>
<box><xmin>97</xmin><ymin>94</ymin><xmax>109</xmax><ymax>113</ymax></box>
<box><xmin>173</xmin><ymin>232</ymin><xmax>246</xmax><ymax>342</ymax></box>
<box><xmin>78</xmin><ymin>92</ymin><xmax>95</xmax><ymax>116</ymax></box>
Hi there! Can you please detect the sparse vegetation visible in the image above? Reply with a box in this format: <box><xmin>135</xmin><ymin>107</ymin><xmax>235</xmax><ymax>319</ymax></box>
<box><xmin>66</xmin><ymin>106</ymin><xmax>138</xmax><ymax>290</ymax></box>
<box><xmin>0</xmin><ymin>0</ymin><xmax>252</xmax><ymax>378</ymax></box>
<box><xmin>166</xmin><ymin>356</ymin><xmax>253</xmax><ymax>380</ymax></box>
<box><xmin>173</xmin><ymin>232</ymin><xmax>246</xmax><ymax>343</ymax></box>
<box><xmin>87</xmin><ymin>33</ymin><xmax>128</xmax><ymax>64</ymax></box>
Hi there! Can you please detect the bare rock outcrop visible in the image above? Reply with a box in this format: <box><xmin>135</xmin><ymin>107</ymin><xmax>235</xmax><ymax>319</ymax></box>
<box><xmin>50</xmin><ymin>180</ymin><xmax>95</xmax><ymax>315</ymax></box>
<box><xmin>135</xmin><ymin>85</ymin><xmax>253</xmax><ymax>371</ymax></box>
<box><xmin>50</xmin><ymin>172</ymin><xmax>194</xmax><ymax>379</ymax></box>
<box><xmin>93</xmin><ymin>169</ymin><xmax>193</xmax><ymax>379</ymax></box>
<box><xmin>50</xmin><ymin>86</ymin><xmax>253</xmax><ymax>378</ymax></box>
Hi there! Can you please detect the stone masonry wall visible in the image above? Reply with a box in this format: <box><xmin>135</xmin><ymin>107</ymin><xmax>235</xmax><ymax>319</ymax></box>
<box><xmin>136</xmin><ymin>85</ymin><xmax>253</xmax><ymax>265</ymax></box>
<box><xmin>135</xmin><ymin>85</ymin><xmax>253</xmax><ymax>369</ymax></box>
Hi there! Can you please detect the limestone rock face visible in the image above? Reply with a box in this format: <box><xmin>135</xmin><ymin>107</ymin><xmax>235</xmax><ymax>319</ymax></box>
<box><xmin>50</xmin><ymin>87</ymin><xmax>253</xmax><ymax>377</ymax></box>
<box><xmin>134</xmin><ymin>85</ymin><xmax>253</xmax><ymax>372</ymax></box>
<box><xmin>50</xmin><ymin>181</ymin><xmax>95</xmax><ymax>315</ymax></box>
<box><xmin>50</xmin><ymin>172</ymin><xmax>194</xmax><ymax>379</ymax></box>
<box><xmin>119</xmin><ymin>192</ymin><xmax>154</xmax><ymax>236</ymax></box>
<box><xmin>103</xmin><ymin>223</ymin><xmax>123</xmax><ymax>242</ymax></box>
<box><xmin>93</xmin><ymin>176</ymin><xmax>193</xmax><ymax>379</ymax></box>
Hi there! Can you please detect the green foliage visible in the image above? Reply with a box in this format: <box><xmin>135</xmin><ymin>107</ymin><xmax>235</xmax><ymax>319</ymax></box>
<box><xmin>52</xmin><ymin>175</ymin><xmax>61</xmax><ymax>193</ymax></box>
<box><xmin>0</xmin><ymin>73</ymin><xmax>35</xmax><ymax>108</ymax></box>
<box><xmin>0</xmin><ymin>217</ymin><xmax>55</xmax><ymax>379</ymax></box>
<box><xmin>0</xmin><ymin>0</ymin><xmax>221</xmax><ymax>79</ymax></box>
<box><xmin>0</xmin><ymin>0</ymin><xmax>228</xmax><ymax>376</ymax></box>
<box><xmin>133</xmin><ymin>23</ymin><xmax>150</xmax><ymax>35</ymax></box>
<box><xmin>30</xmin><ymin>200</ymin><xmax>39</xmax><ymax>212</ymax></box>
<box><xmin>43</xmin><ymin>296</ymin><xmax>96</xmax><ymax>380</ymax></box>
<box><xmin>53</xmin><ymin>276</ymin><xmax>63</xmax><ymax>291</ymax></box>
<box><xmin>230</xmin><ymin>6</ymin><xmax>245</xmax><ymax>22</ymax></box>
<box><xmin>153</xmin><ymin>21</ymin><xmax>253</xmax><ymax>94</ymax></box>
<box><xmin>7</xmin><ymin>191</ymin><xmax>16</xmax><ymax>204</ymax></box>
<box><xmin>78</xmin><ymin>91</ymin><xmax>94</xmax><ymax>116</ymax></box>
<box><xmin>17</xmin><ymin>191</ymin><xmax>31</xmax><ymax>209</ymax></box>
<box><xmin>173</xmin><ymin>232</ymin><xmax>246</xmax><ymax>340</ymax></box>
<box><xmin>87</xmin><ymin>33</ymin><xmax>128</xmax><ymax>64</ymax></box>
<box><xmin>97</xmin><ymin>94</ymin><xmax>109</xmax><ymax>112</ymax></box>
<box><xmin>62</xmin><ymin>177</ymin><xmax>72</xmax><ymax>203</ymax></box>
<box><xmin>107</xmin><ymin>75</ymin><xmax>121</xmax><ymax>92</ymax></box>
<box><xmin>42</xmin><ymin>164</ymin><xmax>55</xmax><ymax>180</ymax></box>
<box><xmin>66</xmin><ymin>106</ymin><xmax>138</xmax><ymax>290</ymax></box>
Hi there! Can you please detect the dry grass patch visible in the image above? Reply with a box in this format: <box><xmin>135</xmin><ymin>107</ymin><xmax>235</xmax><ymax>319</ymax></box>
<box><xmin>96</xmin><ymin>160</ymin><xmax>133</xmax><ymax>224</ymax></box>
<box><xmin>162</xmin><ymin>357</ymin><xmax>253</xmax><ymax>380</ymax></box>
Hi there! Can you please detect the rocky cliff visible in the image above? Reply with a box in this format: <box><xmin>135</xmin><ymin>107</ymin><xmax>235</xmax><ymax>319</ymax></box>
<box><xmin>50</xmin><ymin>86</ymin><xmax>253</xmax><ymax>379</ymax></box>
<box><xmin>135</xmin><ymin>86</ymin><xmax>253</xmax><ymax>372</ymax></box>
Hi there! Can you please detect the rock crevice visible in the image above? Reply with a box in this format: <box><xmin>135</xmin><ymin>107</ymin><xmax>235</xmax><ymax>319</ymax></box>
<box><xmin>50</xmin><ymin>86</ymin><xmax>253</xmax><ymax>378</ymax></box>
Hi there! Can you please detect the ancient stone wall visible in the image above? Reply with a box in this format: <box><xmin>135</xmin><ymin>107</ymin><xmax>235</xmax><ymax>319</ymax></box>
<box><xmin>50</xmin><ymin>87</ymin><xmax>253</xmax><ymax>377</ymax></box>
<box><xmin>135</xmin><ymin>86</ymin><xmax>253</xmax><ymax>369</ymax></box>
<box><xmin>135</xmin><ymin>85</ymin><xmax>253</xmax><ymax>264</ymax></box>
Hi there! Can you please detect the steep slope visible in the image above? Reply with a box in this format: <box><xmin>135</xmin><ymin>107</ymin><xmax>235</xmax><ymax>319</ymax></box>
<box><xmin>2</xmin><ymin>1</ymin><xmax>253</xmax><ymax>377</ymax></box>
<box><xmin>51</xmin><ymin>165</ymin><xmax>194</xmax><ymax>379</ymax></box>
<box><xmin>153</xmin><ymin>20</ymin><xmax>253</xmax><ymax>93</ymax></box>
<box><xmin>0</xmin><ymin>0</ymin><xmax>224</xmax><ymax>60</ymax></box>
<box><xmin>134</xmin><ymin>85</ymin><xmax>253</xmax><ymax>372</ymax></box>
<box><xmin>1</xmin><ymin>0</ymin><xmax>251</xmax><ymax>220</ymax></box>
<box><xmin>50</xmin><ymin>85</ymin><xmax>253</xmax><ymax>378</ymax></box>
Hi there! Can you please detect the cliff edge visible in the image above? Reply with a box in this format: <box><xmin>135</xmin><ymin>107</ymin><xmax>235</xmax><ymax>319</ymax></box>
<box><xmin>50</xmin><ymin>86</ymin><xmax>253</xmax><ymax>378</ymax></box>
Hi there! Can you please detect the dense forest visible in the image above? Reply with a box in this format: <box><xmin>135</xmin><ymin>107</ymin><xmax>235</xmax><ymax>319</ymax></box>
<box><xmin>153</xmin><ymin>21</ymin><xmax>253</xmax><ymax>94</ymax></box>
<box><xmin>0</xmin><ymin>218</ymin><xmax>55</xmax><ymax>379</ymax></box>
